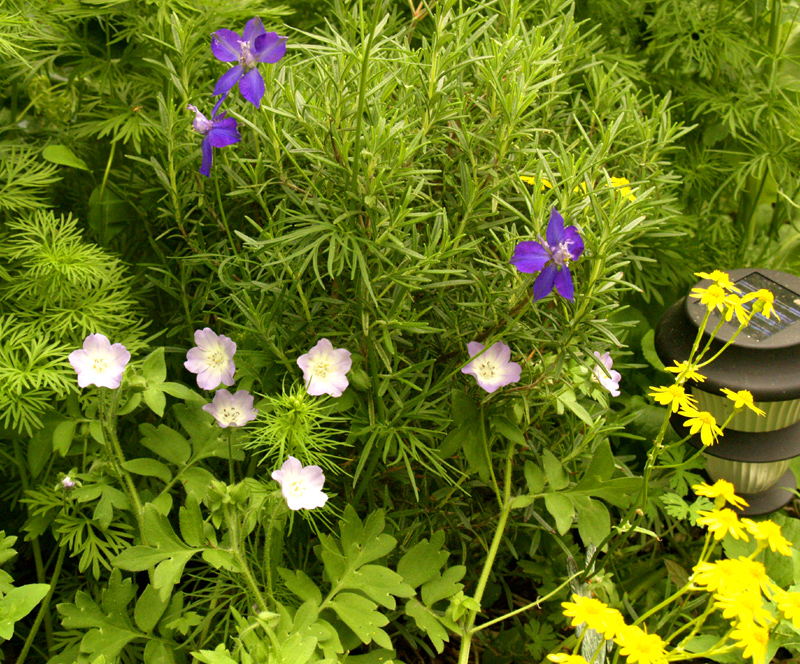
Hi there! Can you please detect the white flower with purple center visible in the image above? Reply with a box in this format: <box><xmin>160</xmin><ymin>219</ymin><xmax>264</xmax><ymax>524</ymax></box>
<box><xmin>184</xmin><ymin>328</ymin><xmax>237</xmax><ymax>390</ymax></box>
<box><xmin>271</xmin><ymin>456</ymin><xmax>328</xmax><ymax>511</ymax></box>
<box><xmin>297</xmin><ymin>339</ymin><xmax>352</xmax><ymax>398</ymax></box>
<box><xmin>202</xmin><ymin>389</ymin><xmax>258</xmax><ymax>428</ymax></box>
<box><xmin>461</xmin><ymin>341</ymin><xmax>522</xmax><ymax>393</ymax></box>
<box><xmin>68</xmin><ymin>333</ymin><xmax>131</xmax><ymax>389</ymax></box>
<box><xmin>592</xmin><ymin>351</ymin><xmax>622</xmax><ymax>397</ymax></box>
<box><xmin>510</xmin><ymin>207</ymin><xmax>584</xmax><ymax>301</ymax></box>
<box><xmin>187</xmin><ymin>104</ymin><xmax>241</xmax><ymax>177</ymax></box>
<box><xmin>211</xmin><ymin>17</ymin><xmax>288</xmax><ymax>110</ymax></box>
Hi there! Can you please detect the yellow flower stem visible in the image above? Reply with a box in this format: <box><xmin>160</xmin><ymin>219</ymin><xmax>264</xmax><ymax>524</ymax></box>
<box><xmin>670</xmin><ymin>598</ymin><xmax>718</xmax><ymax>647</ymax></box>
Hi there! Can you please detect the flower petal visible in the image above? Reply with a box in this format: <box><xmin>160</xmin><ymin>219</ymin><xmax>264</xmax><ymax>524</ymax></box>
<box><xmin>211</xmin><ymin>29</ymin><xmax>243</xmax><ymax>62</ymax></box>
<box><xmin>553</xmin><ymin>265</ymin><xmax>575</xmax><ymax>301</ymax></box>
<box><xmin>200</xmin><ymin>136</ymin><xmax>213</xmax><ymax>177</ymax></box>
<box><xmin>545</xmin><ymin>208</ymin><xmax>566</xmax><ymax>246</ymax></box>
<box><xmin>242</xmin><ymin>17</ymin><xmax>266</xmax><ymax>45</ymax></box>
<box><xmin>564</xmin><ymin>226</ymin><xmax>584</xmax><ymax>260</ymax></box>
<box><xmin>213</xmin><ymin>64</ymin><xmax>245</xmax><ymax>97</ymax></box>
<box><xmin>238</xmin><ymin>67</ymin><xmax>266</xmax><ymax>108</ymax></box>
<box><xmin>254</xmin><ymin>32</ymin><xmax>288</xmax><ymax>63</ymax></box>
<box><xmin>510</xmin><ymin>241</ymin><xmax>549</xmax><ymax>273</ymax></box>
<box><xmin>533</xmin><ymin>263</ymin><xmax>557</xmax><ymax>300</ymax></box>
<box><xmin>208</xmin><ymin>117</ymin><xmax>241</xmax><ymax>148</ymax></box>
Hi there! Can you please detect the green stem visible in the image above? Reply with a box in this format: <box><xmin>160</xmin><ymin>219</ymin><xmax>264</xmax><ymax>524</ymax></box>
<box><xmin>15</xmin><ymin>544</ymin><xmax>67</xmax><ymax>664</ymax></box>
<box><xmin>226</xmin><ymin>506</ymin><xmax>268</xmax><ymax>611</ymax></box>
<box><xmin>214</xmin><ymin>177</ymin><xmax>239</xmax><ymax>255</ymax></box>
<box><xmin>348</xmin><ymin>0</ymin><xmax>378</xmax><ymax>194</ymax></box>
<box><xmin>227</xmin><ymin>429</ymin><xmax>236</xmax><ymax>485</ymax></box>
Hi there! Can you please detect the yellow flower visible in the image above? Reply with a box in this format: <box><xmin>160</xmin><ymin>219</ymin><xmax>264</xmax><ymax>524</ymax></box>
<box><xmin>695</xmin><ymin>270</ymin><xmax>741</xmax><ymax>293</ymax></box>
<box><xmin>741</xmin><ymin>519</ymin><xmax>792</xmax><ymax>556</ymax></box>
<box><xmin>572</xmin><ymin>181</ymin><xmax>588</xmax><ymax>194</ymax></box>
<box><xmin>714</xmin><ymin>591</ymin><xmax>773</xmax><ymax>627</ymax></box>
<box><xmin>560</xmin><ymin>595</ymin><xmax>624</xmax><ymax>639</ymax></box>
<box><xmin>742</xmin><ymin>289</ymin><xmax>779</xmax><ymax>321</ymax></box>
<box><xmin>730</xmin><ymin>621</ymin><xmax>770</xmax><ymax>663</ymax></box>
<box><xmin>696</xmin><ymin>508</ymin><xmax>749</xmax><ymax>541</ymax></box>
<box><xmin>649</xmin><ymin>384</ymin><xmax>697</xmax><ymax>412</ymax></box>
<box><xmin>679</xmin><ymin>407</ymin><xmax>723</xmax><ymax>446</ymax></box>
<box><xmin>609</xmin><ymin>176</ymin><xmax>636</xmax><ymax>202</ymax></box>
<box><xmin>693</xmin><ymin>558</ymin><xmax>769</xmax><ymax>596</ymax></box>
<box><xmin>724</xmin><ymin>294</ymin><xmax>751</xmax><ymax>326</ymax></box>
<box><xmin>547</xmin><ymin>655</ymin><xmax>589</xmax><ymax>664</ymax></box>
<box><xmin>616</xmin><ymin>625</ymin><xmax>668</xmax><ymax>664</ymax></box>
<box><xmin>773</xmin><ymin>589</ymin><xmax>800</xmax><ymax>629</ymax></box>
<box><xmin>520</xmin><ymin>175</ymin><xmax>553</xmax><ymax>191</ymax></box>
<box><xmin>690</xmin><ymin>283</ymin><xmax>729</xmax><ymax>313</ymax></box>
<box><xmin>693</xmin><ymin>480</ymin><xmax>749</xmax><ymax>510</ymax></box>
<box><xmin>665</xmin><ymin>360</ymin><xmax>706</xmax><ymax>384</ymax></box>
<box><xmin>720</xmin><ymin>388</ymin><xmax>766</xmax><ymax>416</ymax></box>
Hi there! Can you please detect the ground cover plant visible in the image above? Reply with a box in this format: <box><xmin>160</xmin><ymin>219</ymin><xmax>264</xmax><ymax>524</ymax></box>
<box><xmin>1</xmin><ymin>0</ymin><xmax>800</xmax><ymax>663</ymax></box>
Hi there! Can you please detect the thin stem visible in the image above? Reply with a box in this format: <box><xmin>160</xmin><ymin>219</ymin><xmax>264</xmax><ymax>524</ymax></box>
<box><xmin>226</xmin><ymin>505</ymin><xmax>268</xmax><ymax>611</ymax></box>
<box><xmin>227</xmin><ymin>429</ymin><xmax>236</xmax><ymax>485</ymax></box>
<box><xmin>214</xmin><ymin>177</ymin><xmax>238</xmax><ymax>255</ymax></box>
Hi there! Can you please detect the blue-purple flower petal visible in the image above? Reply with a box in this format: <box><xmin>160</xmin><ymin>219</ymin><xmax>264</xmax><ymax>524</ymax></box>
<box><xmin>211</xmin><ymin>29</ymin><xmax>243</xmax><ymax>62</ymax></box>
<box><xmin>214</xmin><ymin>64</ymin><xmax>245</xmax><ymax>97</ymax></box>
<box><xmin>545</xmin><ymin>207</ymin><xmax>565</xmax><ymax>247</ymax></box>
<box><xmin>510</xmin><ymin>241</ymin><xmax>549</xmax><ymax>273</ymax></box>
<box><xmin>564</xmin><ymin>226</ymin><xmax>584</xmax><ymax>260</ymax></box>
<box><xmin>533</xmin><ymin>263</ymin><xmax>558</xmax><ymax>301</ymax></box>
<box><xmin>242</xmin><ymin>17</ymin><xmax>266</xmax><ymax>45</ymax></box>
<box><xmin>208</xmin><ymin>116</ymin><xmax>241</xmax><ymax>147</ymax></box>
<box><xmin>238</xmin><ymin>67</ymin><xmax>266</xmax><ymax>108</ymax></box>
<box><xmin>254</xmin><ymin>32</ymin><xmax>288</xmax><ymax>63</ymax></box>
<box><xmin>200</xmin><ymin>136</ymin><xmax>213</xmax><ymax>178</ymax></box>
<box><xmin>553</xmin><ymin>265</ymin><xmax>574</xmax><ymax>301</ymax></box>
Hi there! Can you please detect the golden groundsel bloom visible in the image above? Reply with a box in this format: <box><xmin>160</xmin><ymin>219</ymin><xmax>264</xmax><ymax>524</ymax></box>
<box><xmin>693</xmin><ymin>479</ymin><xmax>749</xmax><ymax>509</ymax></box>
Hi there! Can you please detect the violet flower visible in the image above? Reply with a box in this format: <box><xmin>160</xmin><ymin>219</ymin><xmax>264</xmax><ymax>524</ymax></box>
<box><xmin>211</xmin><ymin>17</ymin><xmax>287</xmax><ymax>110</ymax></box>
<box><xmin>187</xmin><ymin>105</ymin><xmax>241</xmax><ymax>177</ymax></box>
<box><xmin>593</xmin><ymin>351</ymin><xmax>621</xmax><ymax>397</ymax></box>
<box><xmin>510</xmin><ymin>208</ymin><xmax>584</xmax><ymax>301</ymax></box>
<box><xmin>461</xmin><ymin>341</ymin><xmax>522</xmax><ymax>393</ymax></box>
<box><xmin>202</xmin><ymin>389</ymin><xmax>258</xmax><ymax>428</ymax></box>
<box><xmin>68</xmin><ymin>333</ymin><xmax>131</xmax><ymax>389</ymax></box>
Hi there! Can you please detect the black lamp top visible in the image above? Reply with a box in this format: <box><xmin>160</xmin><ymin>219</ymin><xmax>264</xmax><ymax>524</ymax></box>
<box><xmin>655</xmin><ymin>268</ymin><xmax>800</xmax><ymax>401</ymax></box>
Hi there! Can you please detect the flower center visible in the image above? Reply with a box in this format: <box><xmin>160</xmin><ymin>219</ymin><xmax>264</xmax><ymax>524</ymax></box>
<box><xmin>92</xmin><ymin>358</ymin><xmax>108</xmax><ymax>373</ymax></box>
<box><xmin>289</xmin><ymin>479</ymin><xmax>306</xmax><ymax>496</ymax></box>
<box><xmin>208</xmin><ymin>350</ymin><xmax>225</xmax><ymax>368</ymax></box>
<box><xmin>551</xmin><ymin>240</ymin><xmax>573</xmax><ymax>267</ymax></box>
<box><xmin>220</xmin><ymin>406</ymin><xmax>240</xmax><ymax>423</ymax></box>
<box><xmin>313</xmin><ymin>362</ymin><xmax>330</xmax><ymax>378</ymax></box>
<box><xmin>476</xmin><ymin>361</ymin><xmax>496</xmax><ymax>380</ymax></box>
<box><xmin>238</xmin><ymin>40</ymin><xmax>258</xmax><ymax>68</ymax></box>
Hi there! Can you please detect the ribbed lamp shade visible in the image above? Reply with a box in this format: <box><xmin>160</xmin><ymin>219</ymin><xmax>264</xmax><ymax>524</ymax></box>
<box><xmin>656</xmin><ymin>268</ymin><xmax>800</xmax><ymax>515</ymax></box>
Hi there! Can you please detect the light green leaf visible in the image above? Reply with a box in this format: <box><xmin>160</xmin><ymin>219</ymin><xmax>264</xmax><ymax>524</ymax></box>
<box><xmin>524</xmin><ymin>461</ymin><xmax>545</xmax><ymax>494</ymax></box>
<box><xmin>42</xmin><ymin>145</ymin><xmax>89</xmax><ymax>170</ymax></box>
<box><xmin>397</xmin><ymin>531</ymin><xmax>448</xmax><ymax>589</ymax></box>
<box><xmin>139</xmin><ymin>424</ymin><xmax>191</xmax><ymax>466</ymax></box>
<box><xmin>328</xmin><ymin>592</ymin><xmax>392</xmax><ymax>650</ymax></box>
<box><xmin>134</xmin><ymin>584</ymin><xmax>169</xmax><ymax>634</ymax></box>
<box><xmin>405</xmin><ymin>598</ymin><xmax>450</xmax><ymax>654</ymax></box>
<box><xmin>556</xmin><ymin>389</ymin><xmax>595</xmax><ymax>427</ymax></box>
<box><xmin>541</xmin><ymin>449</ymin><xmax>568</xmax><ymax>491</ymax></box>
<box><xmin>142</xmin><ymin>348</ymin><xmax>167</xmax><ymax>385</ymax></box>
<box><xmin>52</xmin><ymin>420</ymin><xmax>77</xmax><ymax>456</ymax></box>
<box><xmin>420</xmin><ymin>566</ymin><xmax>465</xmax><ymax>607</ymax></box>
<box><xmin>0</xmin><ymin>583</ymin><xmax>50</xmax><ymax>639</ymax></box>
<box><xmin>278</xmin><ymin>568</ymin><xmax>323</xmax><ymax>605</ymax></box>
<box><xmin>143</xmin><ymin>389</ymin><xmax>167</xmax><ymax>417</ymax></box>
<box><xmin>544</xmin><ymin>493</ymin><xmax>574</xmax><ymax>535</ymax></box>
<box><xmin>122</xmin><ymin>458</ymin><xmax>171</xmax><ymax>484</ymax></box>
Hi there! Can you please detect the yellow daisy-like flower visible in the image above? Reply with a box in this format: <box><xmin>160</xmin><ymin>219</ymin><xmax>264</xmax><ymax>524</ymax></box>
<box><xmin>520</xmin><ymin>175</ymin><xmax>553</xmax><ymax>191</ymax></box>
<box><xmin>560</xmin><ymin>595</ymin><xmax>623</xmax><ymax>640</ymax></box>
<box><xmin>714</xmin><ymin>591</ymin><xmax>773</xmax><ymax>627</ymax></box>
<box><xmin>695</xmin><ymin>270</ymin><xmax>741</xmax><ymax>293</ymax></box>
<box><xmin>665</xmin><ymin>360</ymin><xmax>706</xmax><ymax>383</ymax></box>
<box><xmin>730</xmin><ymin>621</ymin><xmax>770</xmax><ymax>663</ymax></box>
<box><xmin>741</xmin><ymin>519</ymin><xmax>792</xmax><ymax>556</ymax></box>
<box><xmin>690</xmin><ymin>284</ymin><xmax>729</xmax><ymax>313</ymax></box>
<box><xmin>696</xmin><ymin>508</ymin><xmax>749</xmax><ymax>541</ymax></box>
<box><xmin>547</xmin><ymin>654</ymin><xmax>589</xmax><ymax>664</ymax></box>
<box><xmin>692</xmin><ymin>559</ymin><xmax>745</xmax><ymax>594</ymax></box>
<box><xmin>724</xmin><ymin>294</ymin><xmax>750</xmax><ymax>326</ymax></box>
<box><xmin>616</xmin><ymin>625</ymin><xmax>668</xmax><ymax>664</ymax></box>
<box><xmin>679</xmin><ymin>407</ymin><xmax>723</xmax><ymax>446</ymax></box>
<box><xmin>720</xmin><ymin>388</ymin><xmax>766</xmax><ymax>416</ymax></box>
<box><xmin>609</xmin><ymin>176</ymin><xmax>636</xmax><ymax>202</ymax></box>
<box><xmin>742</xmin><ymin>289</ymin><xmax>779</xmax><ymax>321</ymax></box>
<box><xmin>772</xmin><ymin>589</ymin><xmax>800</xmax><ymax>629</ymax></box>
<box><xmin>649</xmin><ymin>384</ymin><xmax>697</xmax><ymax>413</ymax></box>
<box><xmin>693</xmin><ymin>480</ymin><xmax>749</xmax><ymax>510</ymax></box>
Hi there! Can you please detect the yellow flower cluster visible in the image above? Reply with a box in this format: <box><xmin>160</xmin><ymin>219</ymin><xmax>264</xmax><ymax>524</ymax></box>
<box><xmin>520</xmin><ymin>174</ymin><xmax>637</xmax><ymax>201</ymax></box>
<box><xmin>690</xmin><ymin>270</ymin><xmax>779</xmax><ymax>322</ymax></box>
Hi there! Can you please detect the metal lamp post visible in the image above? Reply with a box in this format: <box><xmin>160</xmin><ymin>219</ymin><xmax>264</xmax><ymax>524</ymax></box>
<box><xmin>655</xmin><ymin>268</ymin><xmax>800</xmax><ymax>515</ymax></box>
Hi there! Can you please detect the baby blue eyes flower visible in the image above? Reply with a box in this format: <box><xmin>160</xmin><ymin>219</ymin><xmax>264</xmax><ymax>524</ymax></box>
<box><xmin>211</xmin><ymin>17</ymin><xmax>288</xmax><ymax>110</ymax></box>
<box><xmin>202</xmin><ymin>389</ymin><xmax>258</xmax><ymax>428</ymax></box>
<box><xmin>593</xmin><ymin>351</ymin><xmax>621</xmax><ymax>397</ymax></box>
<box><xmin>184</xmin><ymin>327</ymin><xmax>237</xmax><ymax>390</ymax></box>
<box><xmin>271</xmin><ymin>456</ymin><xmax>328</xmax><ymax>511</ymax></box>
<box><xmin>187</xmin><ymin>105</ymin><xmax>241</xmax><ymax>177</ymax></box>
<box><xmin>510</xmin><ymin>207</ymin><xmax>584</xmax><ymax>301</ymax></box>
<box><xmin>297</xmin><ymin>339</ymin><xmax>352</xmax><ymax>398</ymax></box>
<box><xmin>461</xmin><ymin>341</ymin><xmax>522</xmax><ymax>393</ymax></box>
<box><xmin>69</xmin><ymin>333</ymin><xmax>131</xmax><ymax>389</ymax></box>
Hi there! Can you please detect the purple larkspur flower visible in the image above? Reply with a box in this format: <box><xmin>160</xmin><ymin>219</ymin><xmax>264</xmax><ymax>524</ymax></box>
<box><xmin>184</xmin><ymin>328</ymin><xmax>237</xmax><ymax>390</ymax></box>
<box><xmin>211</xmin><ymin>17</ymin><xmax>288</xmax><ymax>111</ymax></box>
<box><xmin>202</xmin><ymin>389</ymin><xmax>258</xmax><ymax>428</ymax></box>
<box><xmin>593</xmin><ymin>351</ymin><xmax>621</xmax><ymax>397</ymax></box>
<box><xmin>69</xmin><ymin>333</ymin><xmax>131</xmax><ymax>389</ymax></box>
<box><xmin>510</xmin><ymin>208</ymin><xmax>584</xmax><ymax>301</ymax></box>
<box><xmin>461</xmin><ymin>341</ymin><xmax>522</xmax><ymax>393</ymax></box>
<box><xmin>187</xmin><ymin>105</ymin><xmax>241</xmax><ymax>177</ymax></box>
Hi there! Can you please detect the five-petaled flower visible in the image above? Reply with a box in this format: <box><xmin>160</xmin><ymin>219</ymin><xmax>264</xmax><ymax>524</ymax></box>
<box><xmin>69</xmin><ymin>333</ymin><xmax>131</xmax><ymax>389</ymax></box>
<box><xmin>461</xmin><ymin>341</ymin><xmax>522</xmax><ymax>393</ymax></box>
<box><xmin>592</xmin><ymin>351</ymin><xmax>621</xmax><ymax>397</ymax></box>
<box><xmin>271</xmin><ymin>456</ymin><xmax>328</xmax><ymax>510</ymax></box>
<box><xmin>693</xmin><ymin>480</ymin><xmax>749</xmax><ymax>510</ymax></box>
<box><xmin>203</xmin><ymin>389</ymin><xmax>258</xmax><ymax>428</ymax></box>
<box><xmin>184</xmin><ymin>328</ymin><xmax>237</xmax><ymax>390</ymax></box>
<box><xmin>510</xmin><ymin>208</ymin><xmax>584</xmax><ymax>301</ymax></box>
<box><xmin>297</xmin><ymin>339</ymin><xmax>352</xmax><ymax>397</ymax></box>
<box><xmin>187</xmin><ymin>105</ymin><xmax>241</xmax><ymax>177</ymax></box>
<box><xmin>679</xmin><ymin>407</ymin><xmax>723</xmax><ymax>446</ymax></box>
<box><xmin>211</xmin><ymin>17</ymin><xmax>288</xmax><ymax>110</ymax></box>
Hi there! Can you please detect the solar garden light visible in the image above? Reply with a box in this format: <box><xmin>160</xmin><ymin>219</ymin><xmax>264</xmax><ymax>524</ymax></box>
<box><xmin>655</xmin><ymin>268</ymin><xmax>800</xmax><ymax>515</ymax></box>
